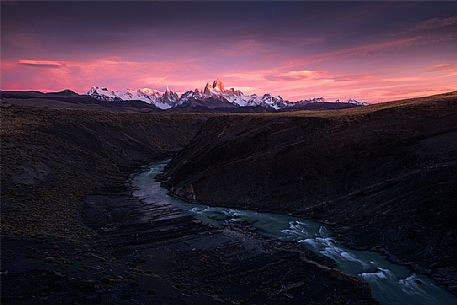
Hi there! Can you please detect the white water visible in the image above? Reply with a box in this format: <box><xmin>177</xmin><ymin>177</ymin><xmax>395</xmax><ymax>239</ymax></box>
<box><xmin>132</xmin><ymin>161</ymin><xmax>457</xmax><ymax>305</ymax></box>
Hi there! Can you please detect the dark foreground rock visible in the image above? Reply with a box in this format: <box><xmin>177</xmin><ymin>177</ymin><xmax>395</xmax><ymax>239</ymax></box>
<box><xmin>1</xmin><ymin>104</ymin><xmax>376</xmax><ymax>304</ymax></box>
<box><xmin>161</xmin><ymin>91</ymin><xmax>457</xmax><ymax>293</ymax></box>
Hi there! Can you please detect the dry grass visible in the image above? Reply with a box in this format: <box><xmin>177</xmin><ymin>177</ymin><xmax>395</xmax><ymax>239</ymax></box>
<box><xmin>1</xmin><ymin>105</ymin><xmax>213</xmax><ymax>239</ymax></box>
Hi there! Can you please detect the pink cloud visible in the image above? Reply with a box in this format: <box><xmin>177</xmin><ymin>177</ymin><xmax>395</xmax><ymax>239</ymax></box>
<box><xmin>410</xmin><ymin>16</ymin><xmax>457</xmax><ymax>32</ymax></box>
<box><xmin>3</xmin><ymin>58</ymin><xmax>205</xmax><ymax>93</ymax></box>
<box><xmin>220</xmin><ymin>39</ymin><xmax>265</xmax><ymax>56</ymax></box>
<box><xmin>2</xmin><ymin>50</ymin><xmax>456</xmax><ymax>103</ymax></box>
<box><xmin>269</xmin><ymin>70</ymin><xmax>322</xmax><ymax>81</ymax></box>
<box><xmin>428</xmin><ymin>62</ymin><xmax>457</xmax><ymax>72</ymax></box>
<box><xmin>382</xmin><ymin>77</ymin><xmax>424</xmax><ymax>82</ymax></box>
<box><xmin>284</xmin><ymin>37</ymin><xmax>420</xmax><ymax>68</ymax></box>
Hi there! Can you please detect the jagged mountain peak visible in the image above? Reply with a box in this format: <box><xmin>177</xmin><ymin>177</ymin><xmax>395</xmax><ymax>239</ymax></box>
<box><xmin>203</xmin><ymin>82</ymin><xmax>213</xmax><ymax>95</ymax></box>
<box><xmin>212</xmin><ymin>79</ymin><xmax>225</xmax><ymax>91</ymax></box>
<box><xmin>86</xmin><ymin>86</ymin><xmax>179</xmax><ymax>109</ymax></box>
<box><xmin>138</xmin><ymin>88</ymin><xmax>161</xmax><ymax>95</ymax></box>
<box><xmin>87</xmin><ymin>80</ymin><xmax>368</xmax><ymax>110</ymax></box>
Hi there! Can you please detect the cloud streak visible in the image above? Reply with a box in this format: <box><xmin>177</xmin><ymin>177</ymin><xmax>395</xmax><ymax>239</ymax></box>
<box><xmin>18</xmin><ymin>60</ymin><xmax>63</xmax><ymax>68</ymax></box>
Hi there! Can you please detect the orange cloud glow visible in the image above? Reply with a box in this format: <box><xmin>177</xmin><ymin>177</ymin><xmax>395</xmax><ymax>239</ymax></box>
<box><xmin>2</xmin><ymin>2</ymin><xmax>456</xmax><ymax>103</ymax></box>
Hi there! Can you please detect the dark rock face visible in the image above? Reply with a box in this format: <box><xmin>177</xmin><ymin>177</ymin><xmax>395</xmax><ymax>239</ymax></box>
<box><xmin>176</xmin><ymin>96</ymin><xmax>239</xmax><ymax>110</ymax></box>
<box><xmin>212</xmin><ymin>79</ymin><xmax>225</xmax><ymax>91</ymax></box>
<box><xmin>162</xmin><ymin>91</ymin><xmax>457</xmax><ymax>293</ymax></box>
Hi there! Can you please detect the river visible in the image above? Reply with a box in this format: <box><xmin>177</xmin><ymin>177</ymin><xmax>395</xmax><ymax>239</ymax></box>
<box><xmin>132</xmin><ymin>161</ymin><xmax>457</xmax><ymax>305</ymax></box>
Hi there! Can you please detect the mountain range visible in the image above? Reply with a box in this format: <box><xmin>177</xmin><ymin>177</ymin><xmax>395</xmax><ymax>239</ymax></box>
<box><xmin>87</xmin><ymin>79</ymin><xmax>368</xmax><ymax>111</ymax></box>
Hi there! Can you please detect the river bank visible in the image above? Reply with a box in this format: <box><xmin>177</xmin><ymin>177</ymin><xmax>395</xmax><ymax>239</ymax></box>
<box><xmin>0</xmin><ymin>104</ymin><xmax>210</xmax><ymax>304</ymax></box>
<box><xmin>145</xmin><ymin>161</ymin><xmax>457</xmax><ymax>305</ymax></box>
<box><xmin>2</xmin><ymin>161</ymin><xmax>377</xmax><ymax>304</ymax></box>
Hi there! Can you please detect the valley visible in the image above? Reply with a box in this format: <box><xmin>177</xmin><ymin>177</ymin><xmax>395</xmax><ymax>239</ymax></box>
<box><xmin>161</xmin><ymin>91</ymin><xmax>457</xmax><ymax>294</ymax></box>
<box><xmin>1</xmin><ymin>91</ymin><xmax>456</xmax><ymax>304</ymax></box>
<box><xmin>3</xmin><ymin>1</ymin><xmax>456</xmax><ymax>304</ymax></box>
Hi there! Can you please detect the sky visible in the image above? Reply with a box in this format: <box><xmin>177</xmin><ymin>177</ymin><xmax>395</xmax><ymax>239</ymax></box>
<box><xmin>1</xmin><ymin>1</ymin><xmax>456</xmax><ymax>102</ymax></box>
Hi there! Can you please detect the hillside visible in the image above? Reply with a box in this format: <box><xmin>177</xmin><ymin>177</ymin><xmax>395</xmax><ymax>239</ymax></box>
<box><xmin>1</xmin><ymin>105</ymin><xmax>211</xmax><ymax>238</ymax></box>
<box><xmin>161</xmin><ymin>91</ymin><xmax>457</xmax><ymax>293</ymax></box>
<box><xmin>1</xmin><ymin>104</ymin><xmax>377</xmax><ymax>304</ymax></box>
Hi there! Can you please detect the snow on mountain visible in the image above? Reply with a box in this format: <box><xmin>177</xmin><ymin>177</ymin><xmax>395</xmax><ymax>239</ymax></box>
<box><xmin>295</xmin><ymin>97</ymin><xmax>369</xmax><ymax>106</ymax></box>
<box><xmin>299</xmin><ymin>97</ymin><xmax>327</xmax><ymax>103</ymax></box>
<box><xmin>173</xmin><ymin>80</ymin><xmax>249</xmax><ymax>107</ymax></box>
<box><xmin>87</xmin><ymin>86</ymin><xmax>179</xmax><ymax>109</ymax></box>
<box><xmin>202</xmin><ymin>79</ymin><xmax>244</xmax><ymax>99</ymax></box>
<box><xmin>345</xmin><ymin>98</ymin><xmax>369</xmax><ymax>106</ymax></box>
<box><xmin>87</xmin><ymin>80</ymin><xmax>368</xmax><ymax>110</ymax></box>
<box><xmin>151</xmin><ymin>87</ymin><xmax>180</xmax><ymax>109</ymax></box>
<box><xmin>197</xmin><ymin>79</ymin><xmax>288</xmax><ymax>109</ymax></box>
<box><xmin>87</xmin><ymin>87</ymin><xmax>122</xmax><ymax>102</ymax></box>
<box><xmin>248</xmin><ymin>94</ymin><xmax>291</xmax><ymax>109</ymax></box>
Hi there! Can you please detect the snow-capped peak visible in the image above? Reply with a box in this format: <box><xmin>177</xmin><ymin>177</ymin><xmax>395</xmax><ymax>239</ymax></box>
<box><xmin>86</xmin><ymin>86</ymin><xmax>179</xmax><ymax>109</ymax></box>
<box><xmin>87</xmin><ymin>80</ymin><xmax>368</xmax><ymax>110</ymax></box>
<box><xmin>87</xmin><ymin>86</ymin><xmax>121</xmax><ymax>101</ymax></box>
<box><xmin>346</xmin><ymin>98</ymin><xmax>369</xmax><ymax>106</ymax></box>
<box><xmin>295</xmin><ymin>97</ymin><xmax>369</xmax><ymax>106</ymax></box>
<box><xmin>203</xmin><ymin>79</ymin><xmax>233</xmax><ymax>96</ymax></box>
<box><xmin>138</xmin><ymin>88</ymin><xmax>161</xmax><ymax>95</ymax></box>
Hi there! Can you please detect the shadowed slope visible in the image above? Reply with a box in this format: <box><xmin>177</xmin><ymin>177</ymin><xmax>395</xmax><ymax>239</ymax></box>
<box><xmin>161</xmin><ymin>91</ymin><xmax>457</xmax><ymax>292</ymax></box>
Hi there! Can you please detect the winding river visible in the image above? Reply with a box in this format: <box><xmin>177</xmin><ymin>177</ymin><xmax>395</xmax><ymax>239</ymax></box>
<box><xmin>132</xmin><ymin>161</ymin><xmax>457</xmax><ymax>305</ymax></box>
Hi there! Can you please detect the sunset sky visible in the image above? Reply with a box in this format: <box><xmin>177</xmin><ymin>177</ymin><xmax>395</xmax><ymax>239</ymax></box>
<box><xmin>2</xmin><ymin>1</ymin><xmax>456</xmax><ymax>102</ymax></box>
